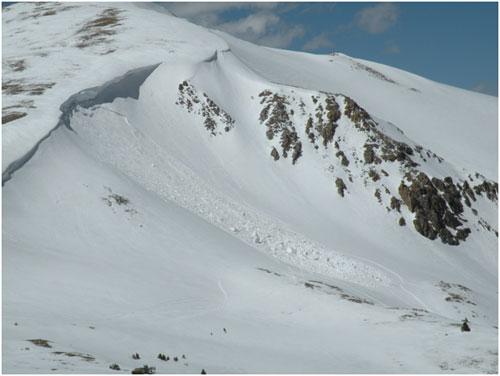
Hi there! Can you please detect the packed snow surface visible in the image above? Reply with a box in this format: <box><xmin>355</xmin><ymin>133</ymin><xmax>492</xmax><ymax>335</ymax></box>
<box><xmin>3</xmin><ymin>3</ymin><xmax>498</xmax><ymax>373</ymax></box>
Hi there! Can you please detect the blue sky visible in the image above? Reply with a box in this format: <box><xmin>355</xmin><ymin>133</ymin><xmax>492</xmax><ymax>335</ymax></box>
<box><xmin>163</xmin><ymin>2</ymin><xmax>498</xmax><ymax>96</ymax></box>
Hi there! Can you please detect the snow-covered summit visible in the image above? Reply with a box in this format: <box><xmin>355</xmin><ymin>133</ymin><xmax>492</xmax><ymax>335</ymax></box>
<box><xmin>3</xmin><ymin>3</ymin><xmax>498</xmax><ymax>373</ymax></box>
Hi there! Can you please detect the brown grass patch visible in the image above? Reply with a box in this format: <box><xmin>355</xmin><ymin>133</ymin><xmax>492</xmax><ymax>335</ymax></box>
<box><xmin>76</xmin><ymin>8</ymin><xmax>123</xmax><ymax>49</ymax></box>
<box><xmin>3</xmin><ymin>111</ymin><xmax>27</xmax><ymax>124</ymax></box>
<box><xmin>3</xmin><ymin>80</ymin><xmax>55</xmax><ymax>95</ymax></box>
<box><xmin>52</xmin><ymin>351</ymin><xmax>95</xmax><ymax>362</ymax></box>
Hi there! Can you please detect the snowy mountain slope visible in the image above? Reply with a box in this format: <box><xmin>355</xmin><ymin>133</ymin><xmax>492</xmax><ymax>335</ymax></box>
<box><xmin>2</xmin><ymin>2</ymin><xmax>227</xmax><ymax>173</ymax></box>
<box><xmin>219</xmin><ymin>31</ymin><xmax>498</xmax><ymax>180</ymax></box>
<box><xmin>2</xmin><ymin>3</ymin><xmax>498</xmax><ymax>373</ymax></box>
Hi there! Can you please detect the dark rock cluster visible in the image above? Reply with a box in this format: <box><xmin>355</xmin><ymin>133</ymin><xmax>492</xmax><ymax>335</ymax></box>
<box><xmin>344</xmin><ymin>98</ymin><xmax>418</xmax><ymax>170</ymax></box>
<box><xmin>473</xmin><ymin>180</ymin><xmax>498</xmax><ymax>202</ymax></box>
<box><xmin>335</xmin><ymin>150</ymin><xmax>349</xmax><ymax>166</ymax></box>
<box><xmin>259</xmin><ymin>91</ymin><xmax>302</xmax><ymax>163</ymax></box>
<box><xmin>256</xmin><ymin>88</ymin><xmax>496</xmax><ymax>246</ymax></box>
<box><xmin>398</xmin><ymin>173</ymin><xmax>471</xmax><ymax>245</ymax></box>
<box><xmin>363</xmin><ymin>144</ymin><xmax>381</xmax><ymax>164</ymax></box>
<box><xmin>343</xmin><ymin>97</ymin><xmax>371</xmax><ymax>126</ymax></box>
<box><xmin>336</xmin><ymin>178</ymin><xmax>347</xmax><ymax>197</ymax></box>
<box><xmin>176</xmin><ymin>81</ymin><xmax>235</xmax><ymax>135</ymax></box>
<box><xmin>302</xmin><ymin>94</ymin><xmax>341</xmax><ymax>150</ymax></box>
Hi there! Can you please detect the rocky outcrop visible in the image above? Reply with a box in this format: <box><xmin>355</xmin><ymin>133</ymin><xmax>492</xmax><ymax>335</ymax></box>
<box><xmin>473</xmin><ymin>180</ymin><xmax>498</xmax><ymax>202</ymax></box>
<box><xmin>176</xmin><ymin>80</ymin><xmax>235</xmax><ymax>136</ymax></box>
<box><xmin>398</xmin><ymin>173</ymin><xmax>471</xmax><ymax>245</ymax></box>
<box><xmin>336</xmin><ymin>178</ymin><xmax>347</xmax><ymax>197</ymax></box>
<box><xmin>255</xmin><ymin>87</ymin><xmax>496</xmax><ymax>247</ymax></box>
<box><xmin>259</xmin><ymin>91</ymin><xmax>303</xmax><ymax>163</ymax></box>
<box><xmin>270</xmin><ymin>147</ymin><xmax>280</xmax><ymax>161</ymax></box>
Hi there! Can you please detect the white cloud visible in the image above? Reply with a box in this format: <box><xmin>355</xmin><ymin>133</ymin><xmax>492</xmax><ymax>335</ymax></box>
<box><xmin>219</xmin><ymin>13</ymin><xmax>280</xmax><ymax>38</ymax></box>
<box><xmin>355</xmin><ymin>3</ymin><xmax>399</xmax><ymax>34</ymax></box>
<box><xmin>257</xmin><ymin>25</ymin><xmax>305</xmax><ymax>48</ymax></box>
<box><xmin>303</xmin><ymin>33</ymin><xmax>334</xmax><ymax>51</ymax></box>
<box><xmin>158</xmin><ymin>2</ymin><xmax>304</xmax><ymax>49</ymax></box>
<box><xmin>164</xmin><ymin>3</ymin><xmax>277</xmax><ymax>18</ymax></box>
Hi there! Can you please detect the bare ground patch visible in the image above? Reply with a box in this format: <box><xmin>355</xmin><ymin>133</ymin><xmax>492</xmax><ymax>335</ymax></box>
<box><xmin>3</xmin><ymin>99</ymin><xmax>35</xmax><ymax>124</ymax></box>
<box><xmin>3</xmin><ymin>80</ymin><xmax>55</xmax><ymax>96</ymax></box>
<box><xmin>304</xmin><ymin>280</ymin><xmax>374</xmax><ymax>305</ymax></box>
<box><xmin>437</xmin><ymin>280</ymin><xmax>476</xmax><ymax>305</ymax></box>
<box><xmin>52</xmin><ymin>351</ymin><xmax>95</xmax><ymax>362</ymax></box>
<box><xmin>2</xmin><ymin>111</ymin><xmax>27</xmax><ymax>124</ymax></box>
<box><xmin>352</xmin><ymin>61</ymin><xmax>397</xmax><ymax>84</ymax></box>
<box><xmin>28</xmin><ymin>338</ymin><xmax>52</xmax><ymax>348</ymax></box>
<box><xmin>20</xmin><ymin>3</ymin><xmax>77</xmax><ymax>20</ymax></box>
<box><xmin>76</xmin><ymin>8</ymin><xmax>123</xmax><ymax>49</ymax></box>
<box><xmin>6</xmin><ymin>59</ymin><xmax>27</xmax><ymax>72</ymax></box>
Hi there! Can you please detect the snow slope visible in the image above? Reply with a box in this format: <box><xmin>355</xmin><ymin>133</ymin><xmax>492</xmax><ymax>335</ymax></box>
<box><xmin>219</xmin><ymin>32</ymin><xmax>498</xmax><ymax>180</ymax></box>
<box><xmin>3</xmin><ymin>3</ymin><xmax>498</xmax><ymax>373</ymax></box>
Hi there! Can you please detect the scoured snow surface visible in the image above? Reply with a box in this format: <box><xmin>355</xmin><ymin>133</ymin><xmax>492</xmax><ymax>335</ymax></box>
<box><xmin>71</xmin><ymin>104</ymin><xmax>392</xmax><ymax>289</ymax></box>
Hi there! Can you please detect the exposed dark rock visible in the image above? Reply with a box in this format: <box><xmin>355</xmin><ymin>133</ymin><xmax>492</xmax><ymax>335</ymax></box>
<box><xmin>461</xmin><ymin>180</ymin><xmax>476</xmax><ymax>202</ymax></box>
<box><xmin>292</xmin><ymin>142</ymin><xmax>302</xmax><ymax>165</ymax></box>
<box><xmin>131</xmin><ymin>365</ymin><xmax>155</xmax><ymax>374</ymax></box>
<box><xmin>259</xmin><ymin>89</ymin><xmax>272</xmax><ymax>98</ymax></box>
<box><xmin>304</xmin><ymin>282</ymin><xmax>315</xmax><ymax>289</ymax></box>
<box><xmin>363</xmin><ymin>144</ymin><xmax>381</xmax><ymax>164</ymax></box>
<box><xmin>305</xmin><ymin>117</ymin><xmax>315</xmax><ymax>143</ymax></box>
<box><xmin>461</xmin><ymin>318</ymin><xmax>471</xmax><ymax>332</ymax></box>
<box><xmin>473</xmin><ymin>180</ymin><xmax>498</xmax><ymax>202</ymax></box>
<box><xmin>456</xmin><ymin>228</ymin><xmax>471</xmax><ymax>241</ymax></box>
<box><xmin>368</xmin><ymin>169</ymin><xmax>380</xmax><ymax>182</ymax></box>
<box><xmin>157</xmin><ymin>353</ymin><xmax>167</xmax><ymax>361</ymax></box>
<box><xmin>270</xmin><ymin>147</ymin><xmax>280</xmax><ymax>161</ymax></box>
<box><xmin>321</xmin><ymin>122</ymin><xmax>337</xmax><ymax>147</ymax></box>
<box><xmin>335</xmin><ymin>150</ymin><xmax>349</xmax><ymax>166</ymax></box>
<box><xmin>28</xmin><ymin>339</ymin><xmax>51</xmax><ymax>348</ymax></box>
<box><xmin>203</xmin><ymin>116</ymin><xmax>216</xmax><ymax>133</ymax></box>
<box><xmin>325</xmin><ymin>95</ymin><xmax>341</xmax><ymax>123</ymax></box>
<box><xmin>390</xmin><ymin>197</ymin><xmax>402</xmax><ymax>212</ymax></box>
<box><xmin>463</xmin><ymin>195</ymin><xmax>471</xmax><ymax>208</ymax></box>
<box><xmin>177</xmin><ymin>82</ymin><xmax>235</xmax><ymax>135</ymax></box>
<box><xmin>398</xmin><ymin>173</ymin><xmax>470</xmax><ymax>245</ymax></box>
<box><xmin>259</xmin><ymin>91</ymin><xmax>301</xmax><ymax>163</ymax></box>
<box><xmin>380</xmin><ymin>141</ymin><xmax>417</xmax><ymax>167</ymax></box>
<box><xmin>335</xmin><ymin>178</ymin><xmax>346</xmax><ymax>197</ymax></box>
<box><xmin>343</xmin><ymin>96</ymin><xmax>370</xmax><ymax>125</ymax></box>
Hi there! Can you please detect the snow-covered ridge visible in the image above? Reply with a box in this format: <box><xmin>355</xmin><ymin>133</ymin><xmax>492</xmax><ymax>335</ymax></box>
<box><xmin>168</xmin><ymin>48</ymin><xmax>497</xmax><ymax>248</ymax></box>
<box><xmin>2</xmin><ymin>2</ymin><xmax>228</xmax><ymax>172</ymax></box>
<box><xmin>2</xmin><ymin>63</ymin><xmax>159</xmax><ymax>183</ymax></box>
<box><xmin>218</xmin><ymin>31</ymin><xmax>498</xmax><ymax>180</ymax></box>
